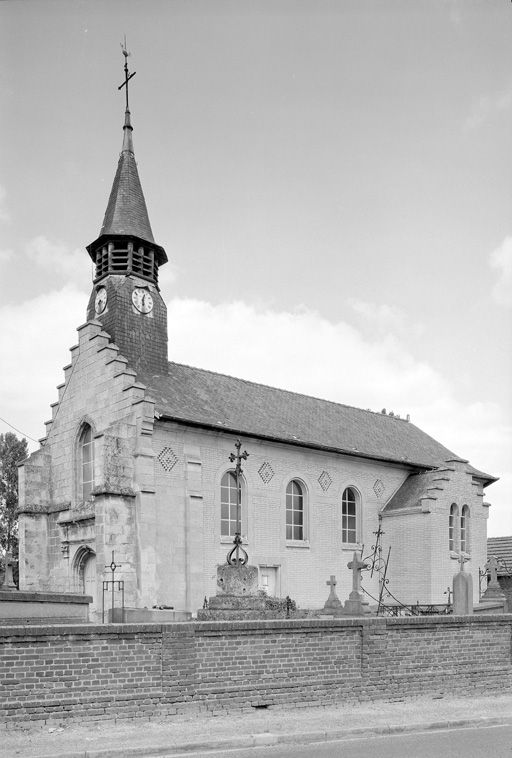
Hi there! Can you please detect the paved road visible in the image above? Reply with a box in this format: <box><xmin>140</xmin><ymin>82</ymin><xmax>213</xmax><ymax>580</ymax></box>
<box><xmin>166</xmin><ymin>724</ymin><xmax>512</xmax><ymax>758</ymax></box>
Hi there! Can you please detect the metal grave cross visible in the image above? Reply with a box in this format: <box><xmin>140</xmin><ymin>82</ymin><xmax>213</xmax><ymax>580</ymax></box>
<box><xmin>226</xmin><ymin>439</ymin><xmax>249</xmax><ymax>567</ymax></box>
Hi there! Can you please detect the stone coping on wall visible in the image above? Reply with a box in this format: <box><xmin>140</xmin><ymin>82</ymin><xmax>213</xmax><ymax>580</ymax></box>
<box><xmin>1</xmin><ymin>613</ymin><xmax>511</xmax><ymax>637</ymax></box>
<box><xmin>0</xmin><ymin>590</ymin><xmax>92</xmax><ymax>605</ymax></box>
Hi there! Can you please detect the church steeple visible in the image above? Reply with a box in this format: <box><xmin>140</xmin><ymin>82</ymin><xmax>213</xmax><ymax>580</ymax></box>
<box><xmin>86</xmin><ymin>43</ymin><xmax>167</xmax><ymax>283</ymax></box>
<box><xmin>86</xmin><ymin>45</ymin><xmax>168</xmax><ymax>378</ymax></box>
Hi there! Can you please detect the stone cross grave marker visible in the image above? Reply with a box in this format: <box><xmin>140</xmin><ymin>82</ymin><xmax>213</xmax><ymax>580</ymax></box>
<box><xmin>1</xmin><ymin>552</ymin><xmax>17</xmax><ymax>591</ymax></box>
<box><xmin>342</xmin><ymin>551</ymin><xmax>370</xmax><ymax>616</ymax></box>
<box><xmin>348</xmin><ymin>551</ymin><xmax>367</xmax><ymax>597</ymax></box>
<box><xmin>486</xmin><ymin>555</ymin><xmax>500</xmax><ymax>588</ymax></box>
<box><xmin>323</xmin><ymin>575</ymin><xmax>342</xmax><ymax>611</ymax></box>
<box><xmin>482</xmin><ymin>555</ymin><xmax>505</xmax><ymax>601</ymax></box>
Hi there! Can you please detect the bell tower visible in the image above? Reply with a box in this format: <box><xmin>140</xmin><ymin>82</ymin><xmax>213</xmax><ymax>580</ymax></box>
<box><xmin>86</xmin><ymin>45</ymin><xmax>168</xmax><ymax>378</ymax></box>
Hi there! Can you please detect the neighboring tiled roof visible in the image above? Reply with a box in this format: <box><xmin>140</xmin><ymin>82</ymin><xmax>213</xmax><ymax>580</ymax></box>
<box><xmin>142</xmin><ymin>362</ymin><xmax>495</xmax><ymax>482</ymax></box>
<box><xmin>487</xmin><ymin>536</ymin><xmax>512</xmax><ymax>575</ymax></box>
<box><xmin>99</xmin><ymin>117</ymin><xmax>154</xmax><ymax>243</ymax></box>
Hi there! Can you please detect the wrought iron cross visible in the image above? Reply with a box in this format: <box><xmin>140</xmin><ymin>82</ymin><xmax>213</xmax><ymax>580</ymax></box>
<box><xmin>118</xmin><ymin>37</ymin><xmax>136</xmax><ymax>110</ymax></box>
<box><xmin>226</xmin><ymin>439</ymin><xmax>249</xmax><ymax>567</ymax></box>
<box><xmin>105</xmin><ymin>550</ymin><xmax>122</xmax><ymax>619</ymax></box>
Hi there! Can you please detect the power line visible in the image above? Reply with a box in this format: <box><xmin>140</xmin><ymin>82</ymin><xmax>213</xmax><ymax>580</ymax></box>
<box><xmin>0</xmin><ymin>416</ymin><xmax>39</xmax><ymax>444</ymax></box>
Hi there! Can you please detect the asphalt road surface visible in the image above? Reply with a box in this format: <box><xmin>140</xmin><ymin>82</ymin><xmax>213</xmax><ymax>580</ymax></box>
<box><xmin>167</xmin><ymin>723</ymin><xmax>512</xmax><ymax>758</ymax></box>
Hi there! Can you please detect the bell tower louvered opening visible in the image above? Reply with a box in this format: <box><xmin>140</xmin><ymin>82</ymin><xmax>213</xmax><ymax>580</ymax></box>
<box><xmin>93</xmin><ymin>240</ymin><xmax>159</xmax><ymax>284</ymax></box>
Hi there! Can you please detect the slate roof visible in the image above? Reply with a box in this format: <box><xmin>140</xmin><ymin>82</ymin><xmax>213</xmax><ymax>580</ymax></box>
<box><xmin>142</xmin><ymin>362</ymin><xmax>495</xmax><ymax>483</ymax></box>
<box><xmin>487</xmin><ymin>536</ymin><xmax>512</xmax><ymax>575</ymax></box>
<box><xmin>99</xmin><ymin>110</ymin><xmax>154</xmax><ymax>243</ymax></box>
<box><xmin>383</xmin><ymin>471</ymin><xmax>446</xmax><ymax>512</ymax></box>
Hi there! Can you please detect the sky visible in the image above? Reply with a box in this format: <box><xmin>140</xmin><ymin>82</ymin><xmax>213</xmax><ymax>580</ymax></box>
<box><xmin>0</xmin><ymin>0</ymin><xmax>511</xmax><ymax>536</ymax></box>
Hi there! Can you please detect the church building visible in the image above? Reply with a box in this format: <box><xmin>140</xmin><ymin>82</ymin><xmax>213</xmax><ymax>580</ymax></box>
<box><xmin>17</xmin><ymin>66</ymin><xmax>496</xmax><ymax>620</ymax></box>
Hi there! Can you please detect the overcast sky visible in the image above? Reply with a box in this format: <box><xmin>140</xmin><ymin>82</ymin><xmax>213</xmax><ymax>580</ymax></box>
<box><xmin>0</xmin><ymin>0</ymin><xmax>510</xmax><ymax>536</ymax></box>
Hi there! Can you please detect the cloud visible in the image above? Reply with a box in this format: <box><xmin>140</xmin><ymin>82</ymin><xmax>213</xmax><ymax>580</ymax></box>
<box><xmin>0</xmin><ymin>249</ymin><xmax>13</xmax><ymax>263</ymax></box>
<box><xmin>465</xmin><ymin>90</ymin><xmax>512</xmax><ymax>131</ymax></box>
<box><xmin>348</xmin><ymin>299</ymin><xmax>424</xmax><ymax>340</ymax></box>
<box><xmin>25</xmin><ymin>235</ymin><xmax>92</xmax><ymax>289</ymax></box>
<box><xmin>0</xmin><ymin>286</ymin><xmax>85</xmax><ymax>444</ymax></box>
<box><xmin>490</xmin><ymin>236</ymin><xmax>512</xmax><ymax>307</ymax></box>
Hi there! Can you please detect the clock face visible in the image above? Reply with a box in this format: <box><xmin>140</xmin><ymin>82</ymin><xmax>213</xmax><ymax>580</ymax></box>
<box><xmin>132</xmin><ymin>288</ymin><xmax>154</xmax><ymax>314</ymax></box>
<box><xmin>94</xmin><ymin>287</ymin><xmax>107</xmax><ymax>315</ymax></box>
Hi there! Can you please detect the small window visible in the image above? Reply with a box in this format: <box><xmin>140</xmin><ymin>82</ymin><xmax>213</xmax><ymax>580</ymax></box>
<box><xmin>286</xmin><ymin>480</ymin><xmax>304</xmax><ymax>541</ymax></box>
<box><xmin>79</xmin><ymin>424</ymin><xmax>94</xmax><ymax>501</ymax></box>
<box><xmin>449</xmin><ymin>504</ymin><xmax>458</xmax><ymax>552</ymax></box>
<box><xmin>342</xmin><ymin>487</ymin><xmax>359</xmax><ymax>544</ymax></box>
<box><xmin>460</xmin><ymin>505</ymin><xmax>470</xmax><ymax>553</ymax></box>
<box><xmin>220</xmin><ymin>471</ymin><xmax>242</xmax><ymax>538</ymax></box>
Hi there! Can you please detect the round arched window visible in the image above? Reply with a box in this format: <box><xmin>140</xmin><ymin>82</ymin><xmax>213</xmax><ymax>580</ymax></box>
<box><xmin>79</xmin><ymin>424</ymin><xmax>94</xmax><ymax>501</ymax></box>
<box><xmin>220</xmin><ymin>471</ymin><xmax>242</xmax><ymax>537</ymax></box>
<box><xmin>286</xmin><ymin>480</ymin><xmax>304</xmax><ymax>541</ymax></box>
<box><xmin>341</xmin><ymin>487</ymin><xmax>358</xmax><ymax>544</ymax></box>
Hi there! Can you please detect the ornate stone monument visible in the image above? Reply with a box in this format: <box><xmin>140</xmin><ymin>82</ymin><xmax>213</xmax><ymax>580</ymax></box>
<box><xmin>198</xmin><ymin>440</ymin><xmax>266</xmax><ymax>620</ymax></box>
<box><xmin>452</xmin><ymin>554</ymin><xmax>473</xmax><ymax>615</ymax></box>
<box><xmin>342</xmin><ymin>551</ymin><xmax>370</xmax><ymax>616</ymax></box>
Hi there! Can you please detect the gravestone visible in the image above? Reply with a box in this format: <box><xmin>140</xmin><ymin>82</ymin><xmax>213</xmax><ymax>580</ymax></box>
<box><xmin>1</xmin><ymin>553</ymin><xmax>17</xmax><ymax>591</ymax></box>
<box><xmin>452</xmin><ymin>554</ymin><xmax>473</xmax><ymax>615</ymax></box>
<box><xmin>342</xmin><ymin>551</ymin><xmax>370</xmax><ymax>616</ymax></box>
<box><xmin>482</xmin><ymin>556</ymin><xmax>506</xmax><ymax>602</ymax></box>
<box><xmin>322</xmin><ymin>575</ymin><xmax>343</xmax><ymax>613</ymax></box>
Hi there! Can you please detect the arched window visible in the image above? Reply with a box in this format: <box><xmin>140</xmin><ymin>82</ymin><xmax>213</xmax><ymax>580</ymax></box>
<box><xmin>220</xmin><ymin>471</ymin><xmax>242</xmax><ymax>538</ymax></box>
<box><xmin>286</xmin><ymin>480</ymin><xmax>304</xmax><ymax>541</ymax></box>
<box><xmin>79</xmin><ymin>424</ymin><xmax>94</xmax><ymax>501</ymax></box>
<box><xmin>449</xmin><ymin>504</ymin><xmax>458</xmax><ymax>552</ymax></box>
<box><xmin>460</xmin><ymin>505</ymin><xmax>470</xmax><ymax>553</ymax></box>
<box><xmin>342</xmin><ymin>487</ymin><xmax>359</xmax><ymax>544</ymax></box>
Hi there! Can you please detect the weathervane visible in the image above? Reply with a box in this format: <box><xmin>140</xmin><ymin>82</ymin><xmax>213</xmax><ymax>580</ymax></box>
<box><xmin>226</xmin><ymin>439</ymin><xmax>249</xmax><ymax>567</ymax></box>
<box><xmin>118</xmin><ymin>37</ymin><xmax>136</xmax><ymax>111</ymax></box>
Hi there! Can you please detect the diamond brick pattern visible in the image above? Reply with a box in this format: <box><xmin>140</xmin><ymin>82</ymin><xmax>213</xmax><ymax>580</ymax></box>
<box><xmin>258</xmin><ymin>462</ymin><xmax>274</xmax><ymax>484</ymax></box>
<box><xmin>318</xmin><ymin>471</ymin><xmax>332</xmax><ymax>492</ymax></box>
<box><xmin>373</xmin><ymin>479</ymin><xmax>385</xmax><ymax>498</ymax></box>
<box><xmin>157</xmin><ymin>446</ymin><xmax>178</xmax><ymax>473</ymax></box>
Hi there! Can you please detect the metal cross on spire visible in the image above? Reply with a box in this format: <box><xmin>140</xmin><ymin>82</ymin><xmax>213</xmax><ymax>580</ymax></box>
<box><xmin>118</xmin><ymin>37</ymin><xmax>136</xmax><ymax>111</ymax></box>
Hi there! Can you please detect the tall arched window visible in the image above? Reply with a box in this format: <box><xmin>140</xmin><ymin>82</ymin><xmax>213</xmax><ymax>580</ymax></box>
<box><xmin>460</xmin><ymin>505</ymin><xmax>470</xmax><ymax>553</ymax></box>
<box><xmin>449</xmin><ymin>504</ymin><xmax>458</xmax><ymax>552</ymax></box>
<box><xmin>79</xmin><ymin>424</ymin><xmax>95</xmax><ymax>501</ymax></box>
<box><xmin>220</xmin><ymin>471</ymin><xmax>242</xmax><ymax>537</ymax></box>
<box><xmin>342</xmin><ymin>487</ymin><xmax>359</xmax><ymax>544</ymax></box>
<box><xmin>286</xmin><ymin>480</ymin><xmax>304</xmax><ymax>541</ymax></box>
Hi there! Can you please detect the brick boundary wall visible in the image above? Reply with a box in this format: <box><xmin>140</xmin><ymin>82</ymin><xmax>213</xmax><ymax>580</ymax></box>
<box><xmin>1</xmin><ymin>615</ymin><xmax>511</xmax><ymax>727</ymax></box>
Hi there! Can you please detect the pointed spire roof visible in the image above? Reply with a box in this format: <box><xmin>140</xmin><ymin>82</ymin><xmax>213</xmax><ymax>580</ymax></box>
<box><xmin>99</xmin><ymin>107</ymin><xmax>155</xmax><ymax>242</ymax></box>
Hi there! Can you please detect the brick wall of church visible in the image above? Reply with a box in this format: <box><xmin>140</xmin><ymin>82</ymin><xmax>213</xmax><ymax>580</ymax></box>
<box><xmin>150</xmin><ymin>422</ymin><xmax>412</xmax><ymax>612</ymax></box>
<box><xmin>2</xmin><ymin>615</ymin><xmax>511</xmax><ymax>726</ymax></box>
